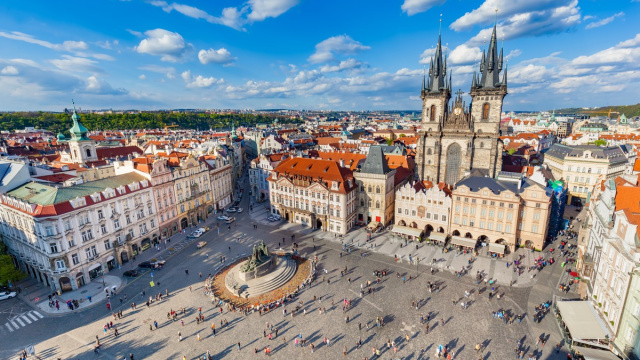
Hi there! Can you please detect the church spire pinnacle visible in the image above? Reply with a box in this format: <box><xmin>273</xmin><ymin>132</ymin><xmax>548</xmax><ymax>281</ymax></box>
<box><xmin>477</xmin><ymin>8</ymin><xmax>504</xmax><ymax>89</ymax></box>
<box><xmin>426</xmin><ymin>15</ymin><xmax>447</xmax><ymax>93</ymax></box>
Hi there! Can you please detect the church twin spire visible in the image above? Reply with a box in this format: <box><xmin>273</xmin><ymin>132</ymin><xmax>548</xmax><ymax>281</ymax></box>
<box><xmin>422</xmin><ymin>18</ymin><xmax>451</xmax><ymax>95</ymax></box>
<box><xmin>473</xmin><ymin>18</ymin><xmax>506</xmax><ymax>90</ymax></box>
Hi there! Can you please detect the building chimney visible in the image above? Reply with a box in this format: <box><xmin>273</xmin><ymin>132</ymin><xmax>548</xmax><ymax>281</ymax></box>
<box><xmin>339</xmin><ymin>159</ymin><xmax>345</xmax><ymax>168</ymax></box>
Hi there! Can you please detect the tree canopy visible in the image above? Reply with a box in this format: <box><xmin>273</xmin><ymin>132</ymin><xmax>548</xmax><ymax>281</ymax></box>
<box><xmin>0</xmin><ymin>112</ymin><xmax>298</xmax><ymax>135</ymax></box>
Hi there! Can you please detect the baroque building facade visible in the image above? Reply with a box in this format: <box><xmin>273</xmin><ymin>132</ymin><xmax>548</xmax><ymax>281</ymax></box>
<box><xmin>415</xmin><ymin>25</ymin><xmax>506</xmax><ymax>185</ymax></box>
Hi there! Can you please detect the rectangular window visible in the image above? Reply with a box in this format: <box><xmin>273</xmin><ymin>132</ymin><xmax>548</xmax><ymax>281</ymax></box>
<box><xmin>462</xmin><ymin>218</ymin><xmax>467</xmax><ymax>226</ymax></box>
<box><xmin>479</xmin><ymin>221</ymin><xmax>485</xmax><ymax>229</ymax></box>
<box><xmin>505</xmin><ymin>224</ymin><xmax>512</xmax><ymax>233</ymax></box>
<box><xmin>469</xmin><ymin>220</ymin><xmax>475</xmax><ymax>227</ymax></box>
<box><xmin>442</xmin><ymin>215</ymin><xmax>446</xmax><ymax>222</ymax></box>
<box><xmin>507</xmin><ymin>213</ymin><xmax>513</xmax><ymax>221</ymax></box>
<box><xmin>472</xmin><ymin>199</ymin><xmax>476</xmax><ymax>204</ymax></box>
<box><xmin>150</xmin><ymin>219</ymin><xmax>155</xmax><ymax>228</ymax></box>
<box><xmin>497</xmin><ymin>223</ymin><xmax>502</xmax><ymax>232</ymax></box>
<box><xmin>455</xmin><ymin>205</ymin><xmax>460</xmax><ymax>212</ymax></box>
<box><xmin>481</xmin><ymin>209</ymin><xmax>486</xmax><ymax>216</ymax></box>
<box><xmin>488</xmin><ymin>222</ymin><xmax>493</xmax><ymax>230</ymax></box>
<box><xmin>518</xmin><ymin>222</ymin><xmax>523</xmax><ymax>230</ymax></box>
<box><xmin>463</xmin><ymin>206</ymin><xmax>468</xmax><ymax>214</ymax></box>
<box><xmin>534</xmin><ymin>212</ymin><xmax>540</xmax><ymax>220</ymax></box>
<box><xmin>434</xmin><ymin>214</ymin><xmax>439</xmax><ymax>221</ymax></box>
<box><xmin>454</xmin><ymin>216</ymin><xmax>459</xmax><ymax>224</ymax></box>
<box><xmin>49</xmin><ymin>243</ymin><xmax>58</xmax><ymax>253</ymax></box>
<box><xmin>98</xmin><ymin>210</ymin><xmax>104</xmax><ymax>219</ymax></box>
<box><xmin>101</xmin><ymin>224</ymin><xmax>107</xmax><ymax>235</ymax></box>
<box><xmin>72</xmin><ymin>253</ymin><xmax>79</xmax><ymax>265</ymax></box>
<box><xmin>398</xmin><ymin>208</ymin><xmax>402</xmax><ymax>214</ymax></box>
<box><xmin>489</xmin><ymin>210</ymin><xmax>495</xmax><ymax>217</ymax></box>
<box><xmin>426</xmin><ymin>213</ymin><xmax>431</xmax><ymax>219</ymax></box>
<box><xmin>508</xmin><ymin>204</ymin><xmax>514</xmax><ymax>209</ymax></box>
<box><xmin>104</xmin><ymin>239</ymin><xmax>112</xmax><ymax>250</ymax></box>
<box><xmin>470</xmin><ymin>207</ymin><xmax>476</xmax><ymax>215</ymax></box>
<box><xmin>532</xmin><ymin>225</ymin><xmax>538</xmax><ymax>233</ymax></box>
<box><xmin>499</xmin><ymin>202</ymin><xmax>504</xmax><ymax>207</ymax></box>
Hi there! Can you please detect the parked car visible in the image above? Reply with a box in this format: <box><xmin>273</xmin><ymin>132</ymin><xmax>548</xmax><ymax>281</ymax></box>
<box><xmin>123</xmin><ymin>270</ymin><xmax>139</xmax><ymax>278</ymax></box>
<box><xmin>236</xmin><ymin>208</ymin><xmax>244</xmax><ymax>213</ymax></box>
<box><xmin>196</xmin><ymin>241</ymin><xmax>207</xmax><ymax>249</ymax></box>
<box><xmin>0</xmin><ymin>291</ymin><xmax>17</xmax><ymax>301</ymax></box>
<box><xmin>267</xmin><ymin>216</ymin><xmax>275</xmax><ymax>221</ymax></box>
<box><xmin>217</xmin><ymin>215</ymin><xmax>229</xmax><ymax>221</ymax></box>
<box><xmin>227</xmin><ymin>208</ymin><xmax>237</xmax><ymax>213</ymax></box>
<box><xmin>225</xmin><ymin>217</ymin><xmax>236</xmax><ymax>224</ymax></box>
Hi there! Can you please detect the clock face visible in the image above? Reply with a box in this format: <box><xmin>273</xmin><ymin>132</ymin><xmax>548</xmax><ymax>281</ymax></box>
<box><xmin>454</xmin><ymin>107</ymin><xmax>462</xmax><ymax>115</ymax></box>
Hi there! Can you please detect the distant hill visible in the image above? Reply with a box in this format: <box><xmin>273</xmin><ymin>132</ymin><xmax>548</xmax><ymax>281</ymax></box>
<box><xmin>556</xmin><ymin>103</ymin><xmax>640</xmax><ymax>118</ymax></box>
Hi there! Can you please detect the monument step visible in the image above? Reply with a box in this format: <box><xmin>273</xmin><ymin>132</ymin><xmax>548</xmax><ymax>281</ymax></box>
<box><xmin>242</xmin><ymin>257</ymin><xmax>298</xmax><ymax>297</ymax></box>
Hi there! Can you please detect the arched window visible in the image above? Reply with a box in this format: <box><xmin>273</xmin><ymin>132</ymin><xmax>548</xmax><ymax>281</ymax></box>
<box><xmin>368</xmin><ymin>185</ymin><xmax>372</xmax><ymax>193</ymax></box>
<box><xmin>480</xmin><ymin>142</ymin><xmax>484</xmax><ymax>148</ymax></box>
<box><xmin>376</xmin><ymin>201</ymin><xmax>380</xmax><ymax>209</ymax></box>
<box><xmin>427</xmin><ymin>148</ymin><xmax>432</xmax><ymax>155</ymax></box>
<box><xmin>430</xmin><ymin>105</ymin><xmax>436</xmax><ymax>122</ymax></box>
<box><xmin>376</xmin><ymin>186</ymin><xmax>380</xmax><ymax>194</ymax></box>
<box><xmin>482</xmin><ymin>103</ymin><xmax>490</xmax><ymax>120</ymax></box>
<box><xmin>86</xmin><ymin>148</ymin><xmax>91</xmax><ymax>157</ymax></box>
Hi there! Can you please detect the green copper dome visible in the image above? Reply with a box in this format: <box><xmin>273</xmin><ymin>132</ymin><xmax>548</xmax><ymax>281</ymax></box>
<box><xmin>69</xmin><ymin>106</ymin><xmax>90</xmax><ymax>141</ymax></box>
<box><xmin>57</xmin><ymin>133</ymin><xmax>66</xmax><ymax>141</ymax></box>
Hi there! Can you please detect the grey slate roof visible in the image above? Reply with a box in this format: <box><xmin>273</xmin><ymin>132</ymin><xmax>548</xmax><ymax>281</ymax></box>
<box><xmin>360</xmin><ymin>145</ymin><xmax>392</xmax><ymax>175</ymax></box>
<box><xmin>455</xmin><ymin>175</ymin><xmax>542</xmax><ymax>195</ymax></box>
<box><xmin>546</xmin><ymin>144</ymin><xmax>628</xmax><ymax>163</ymax></box>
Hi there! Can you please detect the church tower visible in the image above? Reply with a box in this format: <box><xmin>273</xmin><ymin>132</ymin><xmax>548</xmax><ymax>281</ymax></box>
<box><xmin>416</xmin><ymin>21</ymin><xmax>451</xmax><ymax>182</ymax></box>
<box><xmin>469</xmin><ymin>20</ymin><xmax>507</xmax><ymax>178</ymax></box>
<box><xmin>67</xmin><ymin>104</ymin><xmax>98</xmax><ymax>164</ymax></box>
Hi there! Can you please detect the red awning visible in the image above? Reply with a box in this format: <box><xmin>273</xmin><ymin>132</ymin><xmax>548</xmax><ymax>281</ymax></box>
<box><xmin>570</xmin><ymin>271</ymin><xmax>579</xmax><ymax>278</ymax></box>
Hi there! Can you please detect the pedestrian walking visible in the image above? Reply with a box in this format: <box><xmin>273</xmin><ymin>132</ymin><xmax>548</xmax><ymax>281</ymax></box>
<box><xmin>237</xmin><ymin>342</ymin><xmax>241</xmax><ymax>350</ymax></box>
<box><xmin>179</xmin><ymin>331</ymin><xmax>182</xmax><ymax>341</ymax></box>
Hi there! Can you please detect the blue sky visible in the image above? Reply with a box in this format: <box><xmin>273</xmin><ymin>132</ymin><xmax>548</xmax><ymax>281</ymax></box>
<box><xmin>0</xmin><ymin>0</ymin><xmax>638</xmax><ymax>111</ymax></box>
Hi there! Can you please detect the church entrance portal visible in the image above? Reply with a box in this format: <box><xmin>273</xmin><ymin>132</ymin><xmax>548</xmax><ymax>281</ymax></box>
<box><xmin>445</xmin><ymin>143</ymin><xmax>461</xmax><ymax>185</ymax></box>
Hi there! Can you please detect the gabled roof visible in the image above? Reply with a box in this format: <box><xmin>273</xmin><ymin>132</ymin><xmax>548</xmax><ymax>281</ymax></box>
<box><xmin>268</xmin><ymin>157</ymin><xmax>355</xmax><ymax>194</ymax></box>
<box><xmin>96</xmin><ymin>146</ymin><xmax>143</xmax><ymax>160</ymax></box>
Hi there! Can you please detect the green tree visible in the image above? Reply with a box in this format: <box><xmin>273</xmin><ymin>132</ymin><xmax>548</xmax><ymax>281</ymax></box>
<box><xmin>507</xmin><ymin>148</ymin><xmax>517</xmax><ymax>155</ymax></box>
<box><xmin>594</xmin><ymin>139</ymin><xmax>606</xmax><ymax>146</ymax></box>
<box><xmin>0</xmin><ymin>254</ymin><xmax>26</xmax><ymax>287</ymax></box>
<box><xmin>386</xmin><ymin>138</ymin><xmax>393</xmax><ymax>146</ymax></box>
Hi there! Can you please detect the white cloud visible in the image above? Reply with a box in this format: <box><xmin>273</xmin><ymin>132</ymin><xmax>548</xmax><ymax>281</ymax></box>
<box><xmin>50</xmin><ymin>55</ymin><xmax>102</xmax><ymax>73</ymax></box>
<box><xmin>138</xmin><ymin>74</ymin><xmax>146</xmax><ymax>80</ymax></box>
<box><xmin>320</xmin><ymin>59</ymin><xmax>366</xmax><ymax>73</ymax></box>
<box><xmin>451</xmin><ymin>0</ymin><xmax>572</xmax><ymax>31</ymax></box>
<box><xmin>134</xmin><ymin>29</ymin><xmax>192</xmax><ymax>62</ymax></box>
<box><xmin>86</xmin><ymin>75</ymin><xmax>128</xmax><ymax>95</ymax></box>
<box><xmin>181</xmin><ymin>70</ymin><xmax>224</xmax><ymax>88</ymax></box>
<box><xmin>505</xmin><ymin>49</ymin><xmax>521</xmax><ymax>61</ymax></box>
<box><xmin>247</xmin><ymin>0</ymin><xmax>299</xmax><ymax>21</ymax></box>
<box><xmin>309</xmin><ymin>35</ymin><xmax>370</xmax><ymax>63</ymax></box>
<box><xmin>449</xmin><ymin>44</ymin><xmax>482</xmax><ymax>65</ymax></box>
<box><xmin>454</xmin><ymin>1</ymin><xmax>581</xmax><ymax>46</ymax></box>
<box><xmin>149</xmin><ymin>0</ymin><xmax>299</xmax><ymax>31</ymax></box>
<box><xmin>401</xmin><ymin>0</ymin><xmax>445</xmax><ymax>16</ymax></box>
<box><xmin>0</xmin><ymin>31</ymin><xmax>113</xmax><ymax>60</ymax></box>
<box><xmin>586</xmin><ymin>12</ymin><xmax>624</xmax><ymax>29</ymax></box>
<box><xmin>509</xmin><ymin>64</ymin><xmax>553</xmax><ymax>84</ymax></box>
<box><xmin>198</xmin><ymin>48</ymin><xmax>236</xmax><ymax>65</ymax></box>
<box><xmin>572</xmin><ymin>35</ymin><xmax>640</xmax><ymax>66</ymax></box>
<box><xmin>1</xmin><ymin>66</ymin><xmax>19</xmax><ymax>75</ymax></box>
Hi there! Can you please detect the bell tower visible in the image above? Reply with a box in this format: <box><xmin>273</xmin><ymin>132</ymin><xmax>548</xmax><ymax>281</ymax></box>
<box><xmin>416</xmin><ymin>18</ymin><xmax>451</xmax><ymax>182</ymax></box>
<box><xmin>468</xmin><ymin>11</ymin><xmax>507</xmax><ymax>178</ymax></box>
<box><xmin>420</xmin><ymin>19</ymin><xmax>451</xmax><ymax>132</ymax></box>
<box><xmin>67</xmin><ymin>102</ymin><xmax>98</xmax><ymax>164</ymax></box>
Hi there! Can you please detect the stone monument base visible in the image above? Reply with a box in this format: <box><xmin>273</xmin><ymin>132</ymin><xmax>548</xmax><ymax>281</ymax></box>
<box><xmin>224</xmin><ymin>255</ymin><xmax>297</xmax><ymax>298</ymax></box>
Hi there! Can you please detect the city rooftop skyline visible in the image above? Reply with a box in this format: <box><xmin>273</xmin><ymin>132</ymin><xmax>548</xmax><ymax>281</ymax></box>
<box><xmin>0</xmin><ymin>0</ymin><xmax>638</xmax><ymax>112</ymax></box>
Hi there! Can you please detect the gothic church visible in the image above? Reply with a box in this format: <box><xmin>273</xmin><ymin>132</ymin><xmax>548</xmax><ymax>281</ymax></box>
<box><xmin>415</xmin><ymin>23</ymin><xmax>507</xmax><ymax>184</ymax></box>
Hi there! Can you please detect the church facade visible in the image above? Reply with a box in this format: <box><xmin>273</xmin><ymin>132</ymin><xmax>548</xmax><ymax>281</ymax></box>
<box><xmin>415</xmin><ymin>24</ymin><xmax>507</xmax><ymax>185</ymax></box>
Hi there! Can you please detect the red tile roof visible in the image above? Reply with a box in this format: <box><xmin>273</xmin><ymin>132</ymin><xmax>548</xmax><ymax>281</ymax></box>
<box><xmin>268</xmin><ymin>157</ymin><xmax>356</xmax><ymax>194</ymax></box>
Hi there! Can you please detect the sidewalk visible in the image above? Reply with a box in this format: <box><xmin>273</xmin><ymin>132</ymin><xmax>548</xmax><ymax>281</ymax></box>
<box><xmin>34</xmin><ymin>275</ymin><xmax>122</xmax><ymax>315</ymax></box>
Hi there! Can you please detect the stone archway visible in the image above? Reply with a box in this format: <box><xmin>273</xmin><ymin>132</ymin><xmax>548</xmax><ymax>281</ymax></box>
<box><xmin>59</xmin><ymin>277</ymin><xmax>72</xmax><ymax>292</ymax></box>
<box><xmin>478</xmin><ymin>235</ymin><xmax>489</xmax><ymax>245</ymax></box>
<box><xmin>525</xmin><ymin>240</ymin><xmax>534</xmax><ymax>249</ymax></box>
<box><xmin>180</xmin><ymin>217</ymin><xmax>188</xmax><ymax>230</ymax></box>
<box><xmin>411</xmin><ymin>222</ymin><xmax>418</xmax><ymax>229</ymax></box>
<box><xmin>452</xmin><ymin>230</ymin><xmax>461</xmax><ymax>236</ymax></box>
<box><xmin>437</xmin><ymin>227</ymin><xmax>445</xmax><ymax>233</ymax></box>
<box><xmin>76</xmin><ymin>272</ymin><xmax>85</xmax><ymax>288</ymax></box>
<box><xmin>465</xmin><ymin>232</ymin><xmax>473</xmax><ymax>239</ymax></box>
<box><xmin>316</xmin><ymin>219</ymin><xmax>323</xmax><ymax>230</ymax></box>
<box><xmin>398</xmin><ymin>220</ymin><xmax>406</xmax><ymax>226</ymax></box>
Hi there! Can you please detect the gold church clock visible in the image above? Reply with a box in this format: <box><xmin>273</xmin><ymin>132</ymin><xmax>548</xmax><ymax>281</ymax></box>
<box><xmin>453</xmin><ymin>107</ymin><xmax>462</xmax><ymax>115</ymax></box>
